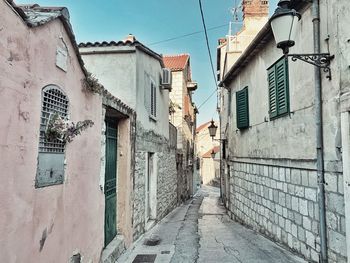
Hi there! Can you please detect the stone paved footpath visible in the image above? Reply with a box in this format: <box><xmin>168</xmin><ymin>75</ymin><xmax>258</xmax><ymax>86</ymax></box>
<box><xmin>117</xmin><ymin>186</ymin><xmax>307</xmax><ymax>263</ymax></box>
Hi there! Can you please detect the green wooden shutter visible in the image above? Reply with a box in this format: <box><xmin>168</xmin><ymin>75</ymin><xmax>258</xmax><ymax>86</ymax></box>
<box><xmin>236</xmin><ymin>87</ymin><xmax>249</xmax><ymax>129</ymax></box>
<box><xmin>268</xmin><ymin>57</ymin><xmax>289</xmax><ymax>118</ymax></box>
<box><xmin>268</xmin><ymin>66</ymin><xmax>277</xmax><ymax>118</ymax></box>
<box><xmin>276</xmin><ymin>58</ymin><xmax>289</xmax><ymax>115</ymax></box>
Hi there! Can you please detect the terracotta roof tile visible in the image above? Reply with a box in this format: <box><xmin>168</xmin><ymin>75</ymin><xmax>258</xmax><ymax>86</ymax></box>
<box><xmin>202</xmin><ymin>146</ymin><xmax>220</xmax><ymax>158</ymax></box>
<box><xmin>79</xmin><ymin>35</ymin><xmax>164</xmax><ymax>67</ymax></box>
<box><xmin>163</xmin><ymin>54</ymin><xmax>189</xmax><ymax>71</ymax></box>
<box><xmin>196</xmin><ymin>121</ymin><xmax>217</xmax><ymax>133</ymax></box>
<box><xmin>196</xmin><ymin>121</ymin><xmax>210</xmax><ymax>133</ymax></box>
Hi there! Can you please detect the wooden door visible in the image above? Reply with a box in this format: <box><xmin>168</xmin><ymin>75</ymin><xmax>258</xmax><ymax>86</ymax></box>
<box><xmin>104</xmin><ymin>120</ymin><xmax>117</xmax><ymax>246</ymax></box>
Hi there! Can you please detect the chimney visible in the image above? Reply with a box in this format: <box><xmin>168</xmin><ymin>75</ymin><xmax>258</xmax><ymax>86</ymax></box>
<box><xmin>123</xmin><ymin>34</ymin><xmax>136</xmax><ymax>43</ymax></box>
<box><xmin>242</xmin><ymin>0</ymin><xmax>269</xmax><ymax>19</ymax></box>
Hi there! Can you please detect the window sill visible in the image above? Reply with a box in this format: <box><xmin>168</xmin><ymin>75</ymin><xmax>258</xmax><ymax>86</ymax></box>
<box><xmin>269</xmin><ymin>112</ymin><xmax>290</xmax><ymax>121</ymax></box>
<box><xmin>149</xmin><ymin>115</ymin><xmax>157</xmax><ymax>122</ymax></box>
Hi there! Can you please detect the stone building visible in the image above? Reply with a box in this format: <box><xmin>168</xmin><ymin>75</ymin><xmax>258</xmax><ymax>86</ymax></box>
<box><xmin>164</xmin><ymin>54</ymin><xmax>199</xmax><ymax>200</ymax></box>
<box><xmin>218</xmin><ymin>0</ymin><xmax>350</xmax><ymax>262</ymax></box>
<box><xmin>217</xmin><ymin>0</ymin><xmax>269</xmax><ymax>206</ymax></box>
<box><xmin>79</xmin><ymin>35</ymin><xmax>178</xmax><ymax>252</ymax></box>
<box><xmin>201</xmin><ymin>146</ymin><xmax>221</xmax><ymax>186</ymax></box>
<box><xmin>196</xmin><ymin>121</ymin><xmax>220</xmax><ymax>185</ymax></box>
<box><xmin>0</xmin><ymin>2</ymin><xmax>106</xmax><ymax>262</ymax></box>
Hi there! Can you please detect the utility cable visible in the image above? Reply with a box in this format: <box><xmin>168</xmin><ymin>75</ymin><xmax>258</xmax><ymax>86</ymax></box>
<box><xmin>197</xmin><ymin>0</ymin><xmax>220</xmax><ymax>110</ymax></box>
<box><xmin>197</xmin><ymin>89</ymin><xmax>217</xmax><ymax>110</ymax></box>
<box><xmin>198</xmin><ymin>0</ymin><xmax>219</xmax><ymax>93</ymax></box>
<box><xmin>148</xmin><ymin>24</ymin><xmax>228</xmax><ymax>46</ymax></box>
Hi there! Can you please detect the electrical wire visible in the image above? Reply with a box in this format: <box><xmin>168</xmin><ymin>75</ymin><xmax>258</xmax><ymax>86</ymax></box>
<box><xmin>197</xmin><ymin>0</ymin><xmax>221</xmax><ymax>111</ymax></box>
<box><xmin>148</xmin><ymin>24</ymin><xmax>228</xmax><ymax>46</ymax></box>
<box><xmin>198</xmin><ymin>0</ymin><xmax>219</xmax><ymax>93</ymax></box>
<box><xmin>197</xmin><ymin>89</ymin><xmax>217</xmax><ymax>110</ymax></box>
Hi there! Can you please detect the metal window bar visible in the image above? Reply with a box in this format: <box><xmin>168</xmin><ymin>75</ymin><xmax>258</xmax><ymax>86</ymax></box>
<box><xmin>39</xmin><ymin>87</ymin><xmax>68</xmax><ymax>153</ymax></box>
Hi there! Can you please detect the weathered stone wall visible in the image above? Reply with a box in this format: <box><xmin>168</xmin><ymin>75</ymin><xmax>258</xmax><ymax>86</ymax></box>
<box><xmin>156</xmin><ymin>148</ymin><xmax>177</xmax><ymax>219</ymax></box>
<box><xmin>229</xmin><ymin>161</ymin><xmax>346</xmax><ymax>262</ymax></box>
<box><xmin>133</xmin><ymin>122</ymin><xmax>177</xmax><ymax>240</ymax></box>
<box><xmin>133</xmin><ymin>150</ymin><xmax>147</xmax><ymax>240</ymax></box>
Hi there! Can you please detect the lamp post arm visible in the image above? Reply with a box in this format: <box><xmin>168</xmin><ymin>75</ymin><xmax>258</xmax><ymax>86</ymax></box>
<box><xmin>286</xmin><ymin>53</ymin><xmax>334</xmax><ymax>80</ymax></box>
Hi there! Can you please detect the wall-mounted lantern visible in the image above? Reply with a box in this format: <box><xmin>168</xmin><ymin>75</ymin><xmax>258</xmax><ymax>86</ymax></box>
<box><xmin>208</xmin><ymin>119</ymin><xmax>218</xmax><ymax>138</ymax></box>
<box><xmin>270</xmin><ymin>0</ymin><xmax>334</xmax><ymax>79</ymax></box>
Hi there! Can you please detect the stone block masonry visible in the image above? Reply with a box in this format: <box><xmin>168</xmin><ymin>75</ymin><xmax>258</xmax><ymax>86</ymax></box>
<box><xmin>228</xmin><ymin>161</ymin><xmax>346</xmax><ymax>263</ymax></box>
<box><xmin>133</xmin><ymin>122</ymin><xmax>177</xmax><ymax>241</ymax></box>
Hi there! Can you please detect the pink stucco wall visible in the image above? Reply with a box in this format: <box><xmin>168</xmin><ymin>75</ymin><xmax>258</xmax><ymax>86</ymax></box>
<box><xmin>0</xmin><ymin>2</ymin><xmax>104</xmax><ymax>262</ymax></box>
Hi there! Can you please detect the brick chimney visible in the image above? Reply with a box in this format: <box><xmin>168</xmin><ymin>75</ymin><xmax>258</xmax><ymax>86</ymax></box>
<box><xmin>242</xmin><ymin>0</ymin><xmax>269</xmax><ymax>19</ymax></box>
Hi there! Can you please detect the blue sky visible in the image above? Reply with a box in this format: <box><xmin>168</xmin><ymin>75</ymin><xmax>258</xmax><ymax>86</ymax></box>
<box><xmin>18</xmin><ymin>0</ymin><xmax>278</xmax><ymax>125</ymax></box>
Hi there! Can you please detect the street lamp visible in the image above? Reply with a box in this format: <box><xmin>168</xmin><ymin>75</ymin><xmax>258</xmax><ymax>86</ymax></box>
<box><xmin>270</xmin><ymin>0</ymin><xmax>301</xmax><ymax>55</ymax></box>
<box><xmin>208</xmin><ymin>119</ymin><xmax>218</xmax><ymax>138</ymax></box>
<box><xmin>270</xmin><ymin>0</ymin><xmax>334</xmax><ymax>79</ymax></box>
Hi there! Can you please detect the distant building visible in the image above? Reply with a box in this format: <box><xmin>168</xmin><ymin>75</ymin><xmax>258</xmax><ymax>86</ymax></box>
<box><xmin>79</xmin><ymin>35</ymin><xmax>178</xmax><ymax>255</ymax></box>
<box><xmin>164</xmin><ymin>54</ymin><xmax>199</xmax><ymax>200</ymax></box>
<box><xmin>196</xmin><ymin>121</ymin><xmax>220</xmax><ymax>185</ymax></box>
<box><xmin>201</xmin><ymin>146</ymin><xmax>221</xmax><ymax>185</ymax></box>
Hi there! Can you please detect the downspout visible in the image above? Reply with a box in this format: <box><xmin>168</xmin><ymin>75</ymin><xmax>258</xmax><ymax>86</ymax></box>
<box><xmin>312</xmin><ymin>0</ymin><xmax>328</xmax><ymax>261</ymax></box>
<box><xmin>218</xmin><ymin>85</ymin><xmax>223</xmax><ymax>200</ymax></box>
<box><xmin>219</xmin><ymin>112</ymin><xmax>223</xmax><ymax>200</ymax></box>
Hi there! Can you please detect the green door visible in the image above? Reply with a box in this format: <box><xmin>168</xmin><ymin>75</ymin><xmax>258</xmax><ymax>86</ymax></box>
<box><xmin>104</xmin><ymin>120</ymin><xmax>117</xmax><ymax>246</ymax></box>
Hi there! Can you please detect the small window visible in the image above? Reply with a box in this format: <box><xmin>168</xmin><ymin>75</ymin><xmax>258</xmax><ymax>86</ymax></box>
<box><xmin>267</xmin><ymin>57</ymin><xmax>289</xmax><ymax>119</ymax></box>
<box><xmin>150</xmin><ymin>80</ymin><xmax>157</xmax><ymax>118</ymax></box>
<box><xmin>36</xmin><ymin>85</ymin><xmax>68</xmax><ymax>188</ymax></box>
<box><xmin>236</xmin><ymin>87</ymin><xmax>249</xmax><ymax>129</ymax></box>
<box><xmin>228</xmin><ymin>88</ymin><xmax>232</xmax><ymax>118</ymax></box>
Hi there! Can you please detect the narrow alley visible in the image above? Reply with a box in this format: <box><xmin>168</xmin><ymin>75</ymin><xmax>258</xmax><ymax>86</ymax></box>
<box><xmin>117</xmin><ymin>186</ymin><xmax>306</xmax><ymax>263</ymax></box>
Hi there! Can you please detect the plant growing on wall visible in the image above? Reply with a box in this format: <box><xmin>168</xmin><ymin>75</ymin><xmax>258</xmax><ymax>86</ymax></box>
<box><xmin>45</xmin><ymin>113</ymin><xmax>94</xmax><ymax>143</ymax></box>
<box><xmin>169</xmin><ymin>100</ymin><xmax>181</xmax><ymax>114</ymax></box>
<box><xmin>82</xmin><ymin>72</ymin><xmax>104</xmax><ymax>94</ymax></box>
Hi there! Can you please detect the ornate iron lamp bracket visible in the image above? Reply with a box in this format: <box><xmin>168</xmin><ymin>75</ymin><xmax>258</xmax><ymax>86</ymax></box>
<box><xmin>286</xmin><ymin>53</ymin><xmax>334</xmax><ymax>80</ymax></box>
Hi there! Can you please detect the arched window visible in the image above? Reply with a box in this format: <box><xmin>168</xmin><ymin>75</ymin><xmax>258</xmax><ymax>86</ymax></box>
<box><xmin>36</xmin><ymin>85</ymin><xmax>69</xmax><ymax>188</ymax></box>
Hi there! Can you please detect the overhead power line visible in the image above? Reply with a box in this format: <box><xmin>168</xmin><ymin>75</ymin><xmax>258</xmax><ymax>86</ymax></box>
<box><xmin>197</xmin><ymin>0</ymin><xmax>219</xmax><ymax>110</ymax></box>
<box><xmin>197</xmin><ymin>89</ymin><xmax>217</xmax><ymax>110</ymax></box>
<box><xmin>148</xmin><ymin>24</ymin><xmax>228</xmax><ymax>46</ymax></box>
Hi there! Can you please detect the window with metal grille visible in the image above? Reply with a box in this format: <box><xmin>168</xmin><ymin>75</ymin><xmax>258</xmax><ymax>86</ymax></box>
<box><xmin>236</xmin><ymin>87</ymin><xmax>249</xmax><ymax>129</ymax></box>
<box><xmin>267</xmin><ymin>57</ymin><xmax>289</xmax><ymax>119</ymax></box>
<box><xmin>36</xmin><ymin>85</ymin><xmax>69</xmax><ymax>188</ymax></box>
<box><xmin>228</xmin><ymin>88</ymin><xmax>232</xmax><ymax>117</ymax></box>
<box><xmin>150</xmin><ymin>80</ymin><xmax>157</xmax><ymax>118</ymax></box>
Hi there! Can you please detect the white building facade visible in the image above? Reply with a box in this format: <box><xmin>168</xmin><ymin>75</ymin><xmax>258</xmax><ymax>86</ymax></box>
<box><xmin>218</xmin><ymin>0</ymin><xmax>350</xmax><ymax>262</ymax></box>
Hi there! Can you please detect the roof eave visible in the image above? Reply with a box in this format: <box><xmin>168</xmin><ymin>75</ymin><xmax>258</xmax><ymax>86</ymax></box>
<box><xmin>220</xmin><ymin>0</ymin><xmax>310</xmax><ymax>87</ymax></box>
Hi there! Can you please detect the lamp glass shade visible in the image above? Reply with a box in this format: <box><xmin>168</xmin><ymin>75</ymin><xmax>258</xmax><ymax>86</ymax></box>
<box><xmin>211</xmin><ymin>150</ymin><xmax>216</xmax><ymax>159</ymax></box>
<box><xmin>208</xmin><ymin>121</ymin><xmax>218</xmax><ymax>138</ymax></box>
<box><xmin>270</xmin><ymin>12</ymin><xmax>300</xmax><ymax>51</ymax></box>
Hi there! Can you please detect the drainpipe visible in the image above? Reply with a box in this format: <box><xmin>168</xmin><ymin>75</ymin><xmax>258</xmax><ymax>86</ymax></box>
<box><xmin>219</xmin><ymin>112</ymin><xmax>223</xmax><ymax>200</ymax></box>
<box><xmin>312</xmin><ymin>0</ymin><xmax>328</xmax><ymax>261</ymax></box>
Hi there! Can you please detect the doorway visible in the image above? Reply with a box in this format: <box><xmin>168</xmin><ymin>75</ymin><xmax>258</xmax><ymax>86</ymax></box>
<box><xmin>104</xmin><ymin>119</ymin><xmax>118</xmax><ymax>246</ymax></box>
<box><xmin>145</xmin><ymin>152</ymin><xmax>157</xmax><ymax>224</ymax></box>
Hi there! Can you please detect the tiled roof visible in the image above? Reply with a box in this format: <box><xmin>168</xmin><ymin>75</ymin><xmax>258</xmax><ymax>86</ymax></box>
<box><xmin>79</xmin><ymin>35</ymin><xmax>164</xmax><ymax>67</ymax></box>
<box><xmin>6</xmin><ymin>1</ymin><xmax>133</xmax><ymax>112</ymax></box>
<box><xmin>202</xmin><ymin>146</ymin><xmax>220</xmax><ymax>158</ymax></box>
<box><xmin>196</xmin><ymin>121</ymin><xmax>211</xmax><ymax>133</ymax></box>
<box><xmin>163</xmin><ymin>54</ymin><xmax>189</xmax><ymax>71</ymax></box>
<box><xmin>196</xmin><ymin>121</ymin><xmax>217</xmax><ymax>133</ymax></box>
<box><xmin>6</xmin><ymin>1</ymin><xmax>88</xmax><ymax>77</ymax></box>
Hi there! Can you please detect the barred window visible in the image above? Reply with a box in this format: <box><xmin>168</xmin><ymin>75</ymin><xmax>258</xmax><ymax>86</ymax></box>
<box><xmin>36</xmin><ymin>85</ymin><xmax>69</xmax><ymax>188</ymax></box>
<box><xmin>150</xmin><ymin>80</ymin><xmax>157</xmax><ymax>118</ymax></box>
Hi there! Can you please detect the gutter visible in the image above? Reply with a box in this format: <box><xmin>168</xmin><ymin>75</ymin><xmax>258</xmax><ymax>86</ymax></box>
<box><xmin>312</xmin><ymin>0</ymin><xmax>328</xmax><ymax>261</ymax></box>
